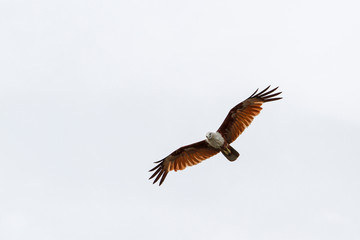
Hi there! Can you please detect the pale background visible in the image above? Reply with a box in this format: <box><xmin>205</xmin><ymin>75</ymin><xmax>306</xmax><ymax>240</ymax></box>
<box><xmin>1</xmin><ymin>1</ymin><xmax>359</xmax><ymax>239</ymax></box>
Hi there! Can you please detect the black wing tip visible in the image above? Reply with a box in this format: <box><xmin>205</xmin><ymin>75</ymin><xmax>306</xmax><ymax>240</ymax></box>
<box><xmin>265</xmin><ymin>97</ymin><xmax>282</xmax><ymax>102</ymax></box>
<box><xmin>250</xmin><ymin>86</ymin><xmax>282</xmax><ymax>102</ymax></box>
<box><xmin>249</xmin><ymin>88</ymin><xmax>259</xmax><ymax>98</ymax></box>
<box><xmin>152</xmin><ymin>169</ymin><xmax>167</xmax><ymax>186</ymax></box>
<box><xmin>149</xmin><ymin>158</ymin><xmax>168</xmax><ymax>186</ymax></box>
<box><xmin>149</xmin><ymin>162</ymin><xmax>162</xmax><ymax>172</ymax></box>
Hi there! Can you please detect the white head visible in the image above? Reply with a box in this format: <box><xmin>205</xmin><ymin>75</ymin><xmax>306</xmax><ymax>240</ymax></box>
<box><xmin>206</xmin><ymin>132</ymin><xmax>214</xmax><ymax>140</ymax></box>
<box><xmin>205</xmin><ymin>131</ymin><xmax>225</xmax><ymax>148</ymax></box>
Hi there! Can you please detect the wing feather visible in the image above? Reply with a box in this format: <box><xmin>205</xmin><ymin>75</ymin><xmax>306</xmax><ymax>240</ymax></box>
<box><xmin>217</xmin><ymin>86</ymin><xmax>282</xmax><ymax>143</ymax></box>
<box><xmin>149</xmin><ymin>140</ymin><xmax>220</xmax><ymax>186</ymax></box>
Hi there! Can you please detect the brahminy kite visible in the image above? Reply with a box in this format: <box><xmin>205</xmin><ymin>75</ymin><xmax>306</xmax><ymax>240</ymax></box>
<box><xmin>149</xmin><ymin>86</ymin><xmax>282</xmax><ymax>185</ymax></box>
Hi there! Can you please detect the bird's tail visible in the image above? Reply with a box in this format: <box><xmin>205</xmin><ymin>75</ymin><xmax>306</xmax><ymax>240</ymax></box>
<box><xmin>221</xmin><ymin>145</ymin><xmax>240</xmax><ymax>161</ymax></box>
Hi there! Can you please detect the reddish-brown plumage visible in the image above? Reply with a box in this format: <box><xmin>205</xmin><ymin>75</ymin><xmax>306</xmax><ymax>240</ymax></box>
<box><xmin>149</xmin><ymin>140</ymin><xmax>219</xmax><ymax>185</ymax></box>
<box><xmin>217</xmin><ymin>86</ymin><xmax>281</xmax><ymax>143</ymax></box>
<box><xmin>149</xmin><ymin>86</ymin><xmax>282</xmax><ymax>186</ymax></box>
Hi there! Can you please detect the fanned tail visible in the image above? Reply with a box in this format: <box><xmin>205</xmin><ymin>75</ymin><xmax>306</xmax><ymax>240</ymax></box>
<box><xmin>221</xmin><ymin>145</ymin><xmax>239</xmax><ymax>161</ymax></box>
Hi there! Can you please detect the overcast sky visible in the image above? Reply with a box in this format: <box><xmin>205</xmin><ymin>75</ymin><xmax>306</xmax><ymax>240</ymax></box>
<box><xmin>1</xmin><ymin>0</ymin><xmax>360</xmax><ymax>239</ymax></box>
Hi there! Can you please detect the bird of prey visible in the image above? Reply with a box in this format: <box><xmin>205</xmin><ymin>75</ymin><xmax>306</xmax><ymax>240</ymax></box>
<box><xmin>149</xmin><ymin>86</ymin><xmax>282</xmax><ymax>186</ymax></box>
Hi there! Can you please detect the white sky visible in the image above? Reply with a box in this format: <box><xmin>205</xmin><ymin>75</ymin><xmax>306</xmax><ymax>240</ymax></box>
<box><xmin>1</xmin><ymin>0</ymin><xmax>360</xmax><ymax>239</ymax></box>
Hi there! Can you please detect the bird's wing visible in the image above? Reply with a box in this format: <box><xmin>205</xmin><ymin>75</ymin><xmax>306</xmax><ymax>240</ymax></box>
<box><xmin>217</xmin><ymin>86</ymin><xmax>282</xmax><ymax>144</ymax></box>
<box><xmin>149</xmin><ymin>140</ymin><xmax>220</xmax><ymax>186</ymax></box>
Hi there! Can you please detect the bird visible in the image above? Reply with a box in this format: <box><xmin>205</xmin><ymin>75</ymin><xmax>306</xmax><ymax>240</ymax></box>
<box><xmin>149</xmin><ymin>86</ymin><xmax>282</xmax><ymax>186</ymax></box>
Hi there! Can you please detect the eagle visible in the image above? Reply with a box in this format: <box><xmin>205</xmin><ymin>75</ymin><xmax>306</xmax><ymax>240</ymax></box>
<box><xmin>149</xmin><ymin>86</ymin><xmax>282</xmax><ymax>186</ymax></box>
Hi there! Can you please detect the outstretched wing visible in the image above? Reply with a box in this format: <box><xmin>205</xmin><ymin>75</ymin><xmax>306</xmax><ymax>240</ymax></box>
<box><xmin>217</xmin><ymin>86</ymin><xmax>282</xmax><ymax>144</ymax></box>
<box><xmin>149</xmin><ymin>140</ymin><xmax>220</xmax><ymax>186</ymax></box>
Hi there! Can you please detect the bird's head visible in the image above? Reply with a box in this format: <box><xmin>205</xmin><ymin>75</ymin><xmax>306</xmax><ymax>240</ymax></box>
<box><xmin>206</xmin><ymin>132</ymin><xmax>214</xmax><ymax>140</ymax></box>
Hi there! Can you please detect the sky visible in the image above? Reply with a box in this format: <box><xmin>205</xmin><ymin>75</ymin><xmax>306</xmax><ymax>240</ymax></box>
<box><xmin>1</xmin><ymin>0</ymin><xmax>360</xmax><ymax>239</ymax></box>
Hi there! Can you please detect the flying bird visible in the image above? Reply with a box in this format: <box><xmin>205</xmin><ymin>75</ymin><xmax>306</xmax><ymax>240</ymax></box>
<box><xmin>149</xmin><ymin>86</ymin><xmax>282</xmax><ymax>186</ymax></box>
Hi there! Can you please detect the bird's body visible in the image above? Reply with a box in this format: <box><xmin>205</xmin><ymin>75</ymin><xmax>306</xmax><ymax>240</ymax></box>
<box><xmin>206</xmin><ymin>132</ymin><xmax>239</xmax><ymax>161</ymax></box>
<box><xmin>149</xmin><ymin>86</ymin><xmax>282</xmax><ymax>186</ymax></box>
